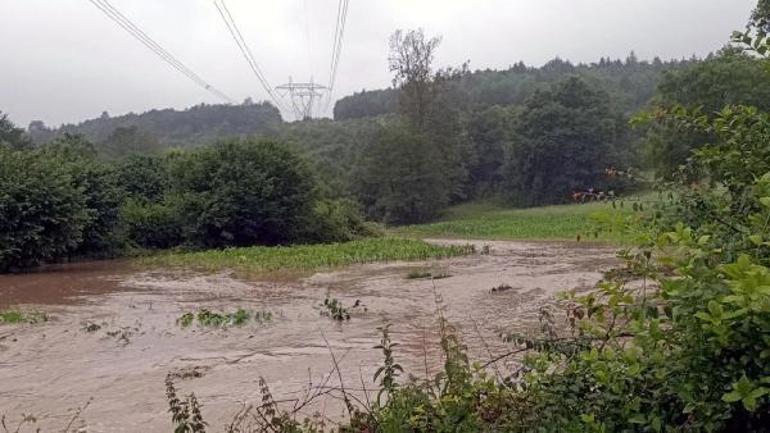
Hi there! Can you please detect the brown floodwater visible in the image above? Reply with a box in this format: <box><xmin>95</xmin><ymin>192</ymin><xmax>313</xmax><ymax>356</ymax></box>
<box><xmin>0</xmin><ymin>240</ymin><xmax>617</xmax><ymax>432</ymax></box>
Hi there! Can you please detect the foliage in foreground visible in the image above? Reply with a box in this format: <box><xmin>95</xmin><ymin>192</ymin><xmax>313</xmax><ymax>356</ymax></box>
<box><xmin>164</xmin><ymin>179</ymin><xmax>770</xmax><ymax>433</ymax></box>
<box><xmin>145</xmin><ymin>238</ymin><xmax>474</xmax><ymax>275</ymax></box>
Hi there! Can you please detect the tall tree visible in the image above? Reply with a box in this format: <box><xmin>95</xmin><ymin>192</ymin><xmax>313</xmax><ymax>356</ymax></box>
<box><xmin>0</xmin><ymin>111</ymin><xmax>32</xmax><ymax>150</ymax></box>
<box><xmin>504</xmin><ymin>76</ymin><xmax>625</xmax><ymax>206</ymax></box>
<box><xmin>352</xmin><ymin>122</ymin><xmax>450</xmax><ymax>224</ymax></box>
<box><xmin>642</xmin><ymin>49</ymin><xmax>770</xmax><ymax>177</ymax></box>
<box><xmin>388</xmin><ymin>29</ymin><xmax>442</xmax><ymax>129</ymax></box>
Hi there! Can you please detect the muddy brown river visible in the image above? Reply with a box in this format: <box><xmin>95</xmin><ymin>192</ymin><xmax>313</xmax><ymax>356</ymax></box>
<box><xmin>0</xmin><ymin>240</ymin><xmax>616</xmax><ymax>432</ymax></box>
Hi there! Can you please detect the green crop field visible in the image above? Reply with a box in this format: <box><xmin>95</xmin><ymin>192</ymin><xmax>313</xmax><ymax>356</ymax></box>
<box><xmin>392</xmin><ymin>197</ymin><xmax>647</xmax><ymax>242</ymax></box>
<box><xmin>144</xmin><ymin>237</ymin><xmax>474</xmax><ymax>274</ymax></box>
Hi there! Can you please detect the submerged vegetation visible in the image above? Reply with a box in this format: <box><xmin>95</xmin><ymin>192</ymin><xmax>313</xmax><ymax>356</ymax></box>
<box><xmin>319</xmin><ymin>297</ymin><xmax>361</xmax><ymax>321</ymax></box>
<box><xmin>405</xmin><ymin>269</ymin><xmax>452</xmax><ymax>280</ymax></box>
<box><xmin>177</xmin><ymin>309</ymin><xmax>273</xmax><ymax>328</ymax></box>
<box><xmin>146</xmin><ymin>238</ymin><xmax>474</xmax><ymax>275</ymax></box>
<box><xmin>0</xmin><ymin>310</ymin><xmax>48</xmax><ymax>325</ymax></box>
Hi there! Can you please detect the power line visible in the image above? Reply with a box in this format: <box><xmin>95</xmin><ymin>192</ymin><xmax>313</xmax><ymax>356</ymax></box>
<box><xmin>325</xmin><ymin>0</ymin><xmax>350</xmax><ymax>113</ymax></box>
<box><xmin>212</xmin><ymin>0</ymin><xmax>288</xmax><ymax>113</ymax></box>
<box><xmin>87</xmin><ymin>0</ymin><xmax>234</xmax><ymax>103</ymax></box>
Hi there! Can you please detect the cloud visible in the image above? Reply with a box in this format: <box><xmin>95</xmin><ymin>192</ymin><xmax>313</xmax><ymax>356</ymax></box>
<box><xmin>0</xmin><ymin>0</ymin><xmax>756</xmax><ymax>126</ymax></box>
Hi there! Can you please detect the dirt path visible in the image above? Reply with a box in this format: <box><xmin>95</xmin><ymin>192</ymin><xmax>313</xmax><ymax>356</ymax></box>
<box><xmin>0</xmin><ymin>240</ymin><xmax>616</xmax><ymax>432</ymax></box>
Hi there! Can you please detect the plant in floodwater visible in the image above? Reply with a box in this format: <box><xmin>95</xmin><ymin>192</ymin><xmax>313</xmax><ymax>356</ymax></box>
<box><xmin>490</xmin><ymin>283</ymin><xmax>514</xmax><ymax>292</ymax></box>
<box><xmin>81</xmin><ymin>321</ymin><xmax>102</xmax><ymax>333</ymax></box>
<box><xmin>178</xmin><ymin>312</ymin><xmax>195</xmax><ymax>328</ymax></box>
<box><xmin>105</xmin><ymin>326</ymin><xmax>139</xmax><ymax>346</ymax></box>
<box><xmin>1</xmin><ymin>399</ymin><xmax>91</xmax><ymax>433</ymax></box>
<box><xmin>406</xmin><ymin>269</ymin><xmax>452</xmax><ymax>280</ymax></box>
<box><xmin>177</xmin><ymin>309</ymin><xmax>272</xmax><ymax>328</ymax></box>
<box><xmin>321</xmin><ymin>298</ymin><xmax>351</xmax><ymax>321</ymax></box>
<box><xmin>373</xmin><ymin>324</ymin><xmax>403</xmax><ymax>405</ymax></box>
<box><xmin>166</xmin><ymin>373</ymin><xmax>207</xmax><ymax>433</ymax></box>
<box><xmin>406</xmin><ymin>270</ymin><xmax>433</xmax><ymax>279</ymax></box>
<box><xmin>0</xmin><ymin>310</ymin><xmax>48</xmax><ymax>325</ymax></box>
<box><xmin>144</xmin><ymin>237</ymin><xmax>474</xmax><ymax>275</ymax></box>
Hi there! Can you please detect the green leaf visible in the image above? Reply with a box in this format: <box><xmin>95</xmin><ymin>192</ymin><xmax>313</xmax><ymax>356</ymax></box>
<box><xmin>651</xmin><ymin>415</ymin><xmax>662</xmax><ymax>433</ymax></box>
<box><xmin>722</xmin><ymin>390</ymin><xmax>742</xmax><ymax>403</ymax></box>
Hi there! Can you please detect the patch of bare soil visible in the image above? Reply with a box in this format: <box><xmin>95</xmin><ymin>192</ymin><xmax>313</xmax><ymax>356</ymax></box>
<box><xmin>0</xmin><ymin>240</ymin><xmax>616</xmax><ymax>432</ymax></box>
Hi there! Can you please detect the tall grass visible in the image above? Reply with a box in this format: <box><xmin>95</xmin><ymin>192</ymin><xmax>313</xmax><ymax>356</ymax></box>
<box><xmin>393</xmin><ymin>197</ymin><xmax>644</xmax><ymax>242</ymax></box>
<box><xmin>143</xmin><ymin>237</ymin><xmax>474</xmax><ymax>274</ymax></box>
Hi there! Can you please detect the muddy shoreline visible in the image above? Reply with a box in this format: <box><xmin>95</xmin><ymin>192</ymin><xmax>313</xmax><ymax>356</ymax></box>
<box><xmin>0</xmin><ymin>240</ymin><xmax>617</xmax><ymax>432</ymax></box>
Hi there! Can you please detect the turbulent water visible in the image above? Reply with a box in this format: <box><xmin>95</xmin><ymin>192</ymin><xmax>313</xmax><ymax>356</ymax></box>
<box><xmin>0</xmin><ymin>240</ymin><xmax>616</xmax><ymax>432</ymax></box>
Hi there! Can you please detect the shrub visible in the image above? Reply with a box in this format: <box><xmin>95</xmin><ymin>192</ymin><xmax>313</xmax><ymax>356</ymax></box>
<box><xmin>168</xmin><ymin>138</ymin><xmax>318</xmax><ymax>248</ymax></box>
<box><xmin>305</xmin><ymin>198</ymin><xmax>381</xmax><ymax>243</ymax></box>
<box><xmin>0</xmin><ymin>147</ymin><xmax>89</xmax><ymax>271</ymax></box>
<box><xmin>119</xmin><ymin>198</ymin><xmax>183</xmax><ymax>250</ymax></box>
<box><xmin>40</xmin><ymin>135</ymin><xmax>124</xmax><ymax>255</ymax></box>
<box><xmin>114</xmin><ymin>154</ymin><xmax>170</xmax><ymax>203</ymax></box>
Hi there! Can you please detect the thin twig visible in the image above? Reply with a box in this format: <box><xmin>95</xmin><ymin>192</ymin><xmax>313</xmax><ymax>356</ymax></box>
<box><xmin>470</xmin><ymin>318</ymin><xmax>504</xmax><ymax>382</ymax></box>
<box><xmin>320</xmin><ymin>331</ymin><xmax>354</xmax><ymax>416</ymax></box>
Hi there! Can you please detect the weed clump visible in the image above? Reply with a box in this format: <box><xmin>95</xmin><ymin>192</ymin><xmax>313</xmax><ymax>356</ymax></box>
<box><xmin>406</xmin><ymin>269</ymin><xmax>452</xmax><ymax>280</ymax></box>
<box><xmin>177</xmin><ymin>309</ymin><xmax>272</xmax><ymax>328</ymax></box>
<box><xmin>81</xmin><ymin>321</ymin><xmax>102</xmax><ymax>333</ymax></box>
<box><xmin>321</xmin><ymin>298</ymin><xmax>351</xmax><ymax>321</ymax></box>
<box><xmin>491</xmin><ymin>283</ymin><xmax>514</xmax><ymax>292</ymax></box>
<box><xmin>0</xmin><ymin>310</ymin><xmax>48</xmax><ymax>325</ymax></box>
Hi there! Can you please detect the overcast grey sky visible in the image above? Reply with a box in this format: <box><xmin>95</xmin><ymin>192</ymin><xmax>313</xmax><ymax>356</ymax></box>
<box><xmin>0</xmin><ymin>0</ymin><xmax>756</xmax><ymax>127</ymax></box>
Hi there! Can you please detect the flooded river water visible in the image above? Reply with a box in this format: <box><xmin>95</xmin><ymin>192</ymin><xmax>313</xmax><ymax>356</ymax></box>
<box><xmin>0</xmin><ymin>240</ymin><xmax>616</xmax><ymax>432</ymax></box>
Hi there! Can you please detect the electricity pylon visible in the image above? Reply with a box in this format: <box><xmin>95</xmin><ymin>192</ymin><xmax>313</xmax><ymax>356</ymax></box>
<box><xmin>275</xmin><ymin>77</ymin><xmax>328</xmax><ymax>120</ymax></box>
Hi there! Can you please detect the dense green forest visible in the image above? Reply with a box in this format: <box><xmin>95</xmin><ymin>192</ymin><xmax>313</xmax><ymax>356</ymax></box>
<box><xmin>334</xmin><ymin>54</ymin><xmax>690</xmax><ymax>120</ymax></box>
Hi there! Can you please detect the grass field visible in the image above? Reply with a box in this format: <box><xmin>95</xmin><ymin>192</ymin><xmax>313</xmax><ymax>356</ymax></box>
<box><xmin>392</xmin><ymin>199</ymin><xmax>639</xmax><ymax>242</ymax></box>
<box><xmin>145</xmin><ymin>237</ymin><xmax>474</xmax><ymax>274</ymax></box>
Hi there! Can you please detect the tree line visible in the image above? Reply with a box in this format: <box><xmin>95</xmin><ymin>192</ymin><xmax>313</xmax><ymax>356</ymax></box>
<box><xmin>0</xmin><ymin>130</ymin><xmax>373</xmax><ymax>272</ymax></box>
<box><xmin>4</xmin><ymin>15</ymin><xmax>770</xmax><ymax>270</ymax></box>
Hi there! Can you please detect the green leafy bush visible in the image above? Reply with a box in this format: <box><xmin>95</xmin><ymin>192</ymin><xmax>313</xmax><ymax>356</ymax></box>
<box><xmin>0</xmin><ymin>146</ymin><xmax>89</xmax><ymax>271</ymax></box>
<box><xmin>306</xmin><ymin>198</ymin><xmax>381</xmax><ymax>243</ymax></box>
<box><xmin>168</xmin><ymin>138</ymin><xmax>318</xmax><ymax>248</ymax></box>
<box><xmin>40</xmin><ymin>135</ymin><xmax>124</xmax><ymax>255</ymax></box>
<box><xmin>119</xmin><ymin>198</ymin><xmax>183</xmax><ymax>250</ymax></box>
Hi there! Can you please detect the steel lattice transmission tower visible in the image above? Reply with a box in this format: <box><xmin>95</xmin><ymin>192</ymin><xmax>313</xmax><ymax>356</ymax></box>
<box><xmin>275</xmin><ymin>77</ymin><xmax>328</xmax><ymax>120</ymax></box>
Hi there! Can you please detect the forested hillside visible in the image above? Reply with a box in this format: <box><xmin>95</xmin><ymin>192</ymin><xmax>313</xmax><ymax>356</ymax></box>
<box><xmin>13</xmin><ymin>28</ymin><xmax>770</xmax><ymax>229</ymax></box>
<box><xmin>27</xmin><ymin>100</ymin><xmax>282</xmax><ymax>158</ymax></box>
<box><xmin>333</xmin><ymin>54</ymin><xmax>694</xmax><ymax>120</ymax></box>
